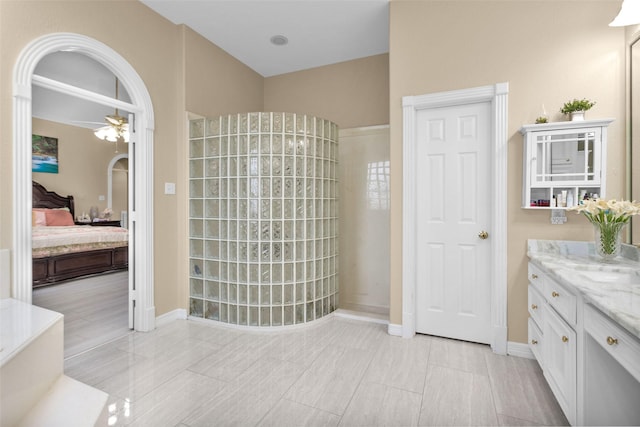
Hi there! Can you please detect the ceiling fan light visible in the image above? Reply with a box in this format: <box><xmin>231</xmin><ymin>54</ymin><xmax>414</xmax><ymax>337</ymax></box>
<box><xmin>94</xmin><ymin>125</ymin><xmax>127</xmax><ymax>143</ymax></box>
<box><xmin>94</xmin><ymin>125</ymin><xmax>116</xmax><ymax>142</ymax></box>
<box><xmin>609</xmin><ymin>0</ymin><xmax>640</xmax><ymax>26</ymax></box>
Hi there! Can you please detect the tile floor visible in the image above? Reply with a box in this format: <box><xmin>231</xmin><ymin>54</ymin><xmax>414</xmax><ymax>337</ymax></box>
<box><xmin>64</xmin><ymin>316</ymin><xmax>568</xmax><ymax>426</ymax></box>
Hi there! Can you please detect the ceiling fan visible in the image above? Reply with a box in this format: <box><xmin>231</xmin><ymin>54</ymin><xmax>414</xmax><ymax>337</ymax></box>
<box><xmin>93</xmin><ymin>77</ymin><xmax>129</xmax><ymax>145</ymax></box>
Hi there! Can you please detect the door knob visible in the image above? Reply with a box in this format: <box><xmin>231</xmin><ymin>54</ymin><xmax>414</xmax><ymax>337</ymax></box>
<box><xmin>478</xmin><ymin>231</ymin><xmax>489</xmax><ymax>240</ymax></box>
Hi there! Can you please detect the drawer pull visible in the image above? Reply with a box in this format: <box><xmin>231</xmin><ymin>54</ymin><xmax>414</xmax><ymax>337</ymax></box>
<box><xmin>551</xmin><ymin>291</ymin><xmax>560</xmax><ymax>298</ymax></box>
<box><xmin>531</xmin><ymin>304</ymin><xmax>538</xmax><ymax>310</ymax></box>
<box><xmin>606</xmin><ymin>336</ymin><xmax>618</xmax><ymax>346</ymax></box>
<box><xmin>562</xmin><ymin>335</ymin><xmax>569</xmax><ymax>343</ymax></box>
<box><xmin>531</xmin><ymin>339</ymin><xmax>538</xmax><ymax>345</ymax></box>
<box><xmin>531</xmin><ymin>274</ymin><xmax>538</xmax><ymax>279</ymax></box>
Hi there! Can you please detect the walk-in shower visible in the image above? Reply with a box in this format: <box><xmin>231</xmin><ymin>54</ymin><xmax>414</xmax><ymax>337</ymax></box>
<box><xmin>188</xmin><ymin>113</ymin><xmax>338</xmax><ymax>326</ymax></box>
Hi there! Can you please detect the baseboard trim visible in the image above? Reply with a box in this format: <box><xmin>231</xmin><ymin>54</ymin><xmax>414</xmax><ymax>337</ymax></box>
<box><xmin>333</xmin><ymin>309</ymin><xmax>388</xmax><ymax>325</ymax></box>
<box><xmin>155</xmin><ymin>308</ymin><xmax>187</xmax><ymax>327</ymax></box>
<box><xmin>388</xmin><ymin>323</ymin><xmax>403</xmax><ymax>337</ymax></box>
<box><xmin>507</xmin><ymin>341</ymin><xmax>535</xmax><ymax>359</ymax></box>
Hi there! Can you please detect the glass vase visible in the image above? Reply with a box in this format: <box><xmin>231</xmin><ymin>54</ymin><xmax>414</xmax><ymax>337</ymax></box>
<box><xmin>593</xmin><ymin>222</ymin><xmax>626</xmax><ymax>261</ymax></box>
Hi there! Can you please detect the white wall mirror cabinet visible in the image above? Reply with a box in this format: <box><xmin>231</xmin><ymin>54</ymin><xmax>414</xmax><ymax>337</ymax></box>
<box><xmin>520</xmin><ymin>119</ymin><xmax>613</xmax><ymax>209</ymax></box>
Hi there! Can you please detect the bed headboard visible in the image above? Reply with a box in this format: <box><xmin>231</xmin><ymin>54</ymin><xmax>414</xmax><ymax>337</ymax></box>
<box><xmin>32</xmin><ymin>181</ymin><xmax>75</xmax><ymax>218</ymax></box>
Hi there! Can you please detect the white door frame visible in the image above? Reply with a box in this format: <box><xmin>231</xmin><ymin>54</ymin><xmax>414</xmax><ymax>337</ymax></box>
<box><xmin>12</xmin><ymin>33</ymin><xmax>156</xmax><ymax>332</ymax></box>
<box><xmin>401</xmin><ymin>83</ymin><xmax>508</xmax><ymax>354</ymax></box>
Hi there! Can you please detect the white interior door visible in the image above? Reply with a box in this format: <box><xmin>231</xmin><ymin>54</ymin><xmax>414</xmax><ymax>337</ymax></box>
<box><xmin>415</xmin><ymin>101</ymin><xmax>492</xmax><ymax>344</ymax></box>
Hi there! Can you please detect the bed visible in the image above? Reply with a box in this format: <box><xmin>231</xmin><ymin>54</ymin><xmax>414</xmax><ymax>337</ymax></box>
<box><xmin>32</xmin><ymin>181</ymin><xmax>128</xmax><ymax>287</ymax></box>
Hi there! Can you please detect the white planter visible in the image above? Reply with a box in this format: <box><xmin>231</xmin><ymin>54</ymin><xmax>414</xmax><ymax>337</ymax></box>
<box><xmin>571</xmin><ymin>111</ymin><xmax>585</xmax><ymax>121</ymax></box>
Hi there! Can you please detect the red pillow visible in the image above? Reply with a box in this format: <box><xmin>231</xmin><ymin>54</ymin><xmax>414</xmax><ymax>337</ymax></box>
<box><xmin>44</xmin><ymin>209</ymin><xmax>75</xmax><ymax>226</ymax></box>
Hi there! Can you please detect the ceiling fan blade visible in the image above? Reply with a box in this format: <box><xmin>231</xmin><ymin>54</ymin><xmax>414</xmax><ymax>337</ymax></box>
<box><xmin>70</xmin><ymin>120</ymin><xmax>108</xmax><ymax>126</ymax></box>
<box><xmin>105</xmin><ymin>114</ymin><xmax>127</xmax><ymax>126</ymax></box>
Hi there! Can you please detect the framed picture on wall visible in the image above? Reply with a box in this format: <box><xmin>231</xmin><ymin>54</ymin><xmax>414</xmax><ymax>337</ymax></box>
<box><xmin>32</xmin><ymin>134</ymin><xmax>59</xmax><ymax>174</ymax></box>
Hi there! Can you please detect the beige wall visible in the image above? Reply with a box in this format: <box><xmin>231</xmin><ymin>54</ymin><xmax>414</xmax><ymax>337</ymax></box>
<box><xmin>184</xmin><ymin>26</ymin><xmax>264</xmax><ymax>117</ymax></box>
<box><xmin>32</xmin><ymin>118</ymin><xmax>128</xmax><ymax>219</ymax></box>
<box><xmin>0</xmin><ymin>1</ymin><xmax>264</xmax><ymax>316</ymax></box>
<box><xmin>264</xmin><ymin>54</ymin><xmax>389</xmax><ymax>129</ymax></box>
<box><xmin>389</xmin><ymin>0</ymin><xmax>627</xmax><ymax>343</ymax></box>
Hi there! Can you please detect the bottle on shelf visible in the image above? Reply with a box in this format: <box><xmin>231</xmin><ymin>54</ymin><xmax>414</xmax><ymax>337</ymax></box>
<box><xmin>567</xmin><ymin>191</ymin><xmax>574</xmax><ymax>207</ymax></box>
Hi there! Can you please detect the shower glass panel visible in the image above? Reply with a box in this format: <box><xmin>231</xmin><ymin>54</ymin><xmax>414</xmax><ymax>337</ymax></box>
<box><xmin>189</xmin><ymin>113</ymin><xmax>338</xmax><ymax>326</ymax></box>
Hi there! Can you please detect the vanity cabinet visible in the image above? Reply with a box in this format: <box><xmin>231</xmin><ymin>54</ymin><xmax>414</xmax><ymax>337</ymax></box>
<box><xmin>519</xmin><ymin>119</ymin><xmax>613</xmax><ymax>209</ymax></box>
<box><xmin>527</xmin><ymin>263</ymin><xmax>577</xmax><ymax>425</ymax></box>
<box><xmin>528</xmin><ymin>256</ymin><xmax>640</xmax><ymax>426</ymax></box>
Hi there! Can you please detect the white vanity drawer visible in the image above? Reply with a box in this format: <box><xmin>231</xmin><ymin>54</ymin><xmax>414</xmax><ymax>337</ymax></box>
<box><xmin>584</xmin><ymin>304</ymin><xmax>640</xmax><ymax>383</ymax></box>
<box><xmin>544</xmin><ymin>277</ymin><xmax>576</xmax><ymax>326</ymax></box>
<box><xmin>528</xmin><ymin>263</ymin><xmax>545</xmax><ymax>292</ymax></box>
<box><xmin>528</xmin><ymin>284</ymin><xmax>544</xmax><ymax>328</ymax></box>
<box><xmin>528</xmin><ymin>317</ymin><xmax>543</xmax><ymax>366</ymax></box>
<box><xmin>543</xmin><ymin>303</ymin><xmax>577</xmax><ymax>425</ymax></box>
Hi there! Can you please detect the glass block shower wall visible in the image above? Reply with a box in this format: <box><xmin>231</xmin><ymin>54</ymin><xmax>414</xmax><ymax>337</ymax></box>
<box><xmin>188</xmin><ymin>113</ymin><xmax>339</xmax><ymax>326</ymax></box>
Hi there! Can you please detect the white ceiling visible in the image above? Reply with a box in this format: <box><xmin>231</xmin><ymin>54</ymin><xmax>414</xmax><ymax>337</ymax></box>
<box><xmin>33</xmin><ymin>52</ymin><xmax>133</xmax><ymax>130</ymax></box>
<box><xmin>141</xmin><ymin>0</ymin><xmax>390</xmax><ymax>77</ymax></box>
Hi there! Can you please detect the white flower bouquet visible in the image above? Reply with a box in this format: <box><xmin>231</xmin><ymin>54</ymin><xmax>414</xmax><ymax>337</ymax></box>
<box><xmin>569</xmin><ymin>199</ymin><xmax>640</xmax><ymax>259</ymax></box>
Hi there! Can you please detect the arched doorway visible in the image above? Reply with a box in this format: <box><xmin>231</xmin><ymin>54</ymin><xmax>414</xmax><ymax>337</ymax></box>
<box><xmin>13</xmin><ymin>33</ymin><xmax>156</xmax><ymax>332</ymax></box>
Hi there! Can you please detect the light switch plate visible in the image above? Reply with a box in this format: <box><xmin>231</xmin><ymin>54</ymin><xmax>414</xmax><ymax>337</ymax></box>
<box><xmin>164</xmin><ymin>182</ymin><xmax>176</xmax><ymax>195</ymax></box>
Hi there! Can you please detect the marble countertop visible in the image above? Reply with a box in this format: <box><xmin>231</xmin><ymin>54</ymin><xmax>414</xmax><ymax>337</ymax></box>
<box><xmin>528</xmin><ymin>240</ymin><xmax>640</xmax><ymax>340</ymax></box>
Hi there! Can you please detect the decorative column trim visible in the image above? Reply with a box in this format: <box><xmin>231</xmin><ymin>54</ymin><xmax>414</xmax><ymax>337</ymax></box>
<box><xmin>492</xmin><ymin>83</ymin><xmax>509</xmax><ymax>355</ymax></box>
<box><xmin>401</xmin><ymin>97</ymin><xmax>417</xmax><ymax>338</ymax></box>
<box><xmin>12</xmin><ymin>85</ymin><xmax>34</xmax><ymax>303</ymax></box>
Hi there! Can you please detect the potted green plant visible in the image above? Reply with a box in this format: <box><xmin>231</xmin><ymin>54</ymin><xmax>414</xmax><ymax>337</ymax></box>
<box><xmin>560</xmin><ymin>98</ymin><xmax>596</xmax><ymax>121</ymax></box>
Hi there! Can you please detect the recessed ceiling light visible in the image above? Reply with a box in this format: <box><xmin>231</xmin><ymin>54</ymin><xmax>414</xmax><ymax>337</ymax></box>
<box><xmin>270</xmin><ymin>35</ymin><xmax>288</xmax><ymax>46</ymax></box>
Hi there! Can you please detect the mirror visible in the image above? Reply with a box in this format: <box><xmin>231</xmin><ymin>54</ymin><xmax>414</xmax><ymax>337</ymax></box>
<box><xmin>536</xmin><ymin>131</ymin><xmax>596</xmax><ymax>182</ymax></box>
<box><xmin>631</xmin><ymin>36</ymin><xmax>640</xmax><ymax>244</ymax></box>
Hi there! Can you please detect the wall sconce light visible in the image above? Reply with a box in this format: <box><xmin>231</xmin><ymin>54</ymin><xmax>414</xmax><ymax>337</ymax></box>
<box><xmin>609</xmin><ymin>0</ymin><xmax>640</xmax><ymax>27</ymax></box>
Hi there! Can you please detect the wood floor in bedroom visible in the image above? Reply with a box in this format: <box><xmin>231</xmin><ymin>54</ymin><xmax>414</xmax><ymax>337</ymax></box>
<box><xmin>32</xmin><ymin>271</ymin><xmax>130</xmax><ymax>358</ymax></box>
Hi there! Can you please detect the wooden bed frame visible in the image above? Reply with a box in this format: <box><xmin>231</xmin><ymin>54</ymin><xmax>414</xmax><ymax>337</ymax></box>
<box><xmin>32</xmin><ymin>181</ymin><xmax>128</xmax><ymax>287</ymax></box>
